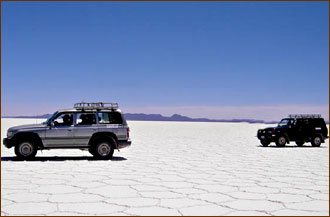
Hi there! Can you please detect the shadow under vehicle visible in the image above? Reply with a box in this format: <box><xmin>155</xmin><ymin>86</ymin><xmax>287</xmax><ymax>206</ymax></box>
<box><xmin>257</xmin><ymin>114</ymin><xmax>328</xmax><ymax>147</ymax></box>
<box><xmin>1</xmin><ymin>156</ymin><xmax>127</xmax><ymax>162</ymax></box>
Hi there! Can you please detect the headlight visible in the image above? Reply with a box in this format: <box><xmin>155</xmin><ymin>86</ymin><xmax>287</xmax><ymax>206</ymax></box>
<box><xmin>7</xmin><ymin>131</ymin><xmax>13</xmax><ymax>137</ymax></box>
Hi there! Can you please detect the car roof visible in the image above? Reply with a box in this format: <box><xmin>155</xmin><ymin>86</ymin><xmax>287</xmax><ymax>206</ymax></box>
<box><xmin>57</xmin><ymin>108</ymin><xmax>122</xmax><ymax>113</ymax></box>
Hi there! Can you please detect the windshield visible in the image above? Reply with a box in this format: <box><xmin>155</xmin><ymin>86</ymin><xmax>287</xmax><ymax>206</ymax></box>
<box><xmin>278</xmin><ymin>119</ymin><xmax>293</xmax><ymax>127</ymax></box>
<box><xmin>43</xmin><ymin>112</ymin><xmax>58</xmax><ymax>124</ymax></box>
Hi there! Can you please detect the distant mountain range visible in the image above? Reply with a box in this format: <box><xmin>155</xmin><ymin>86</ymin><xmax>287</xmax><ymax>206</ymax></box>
<box><xmin>3</xmin><ymin>114</ymin><xmax>53</xmax><ymax>119</ymax></box>
<box><xmin>124</xmin><ymin>113</ymin><xmax>279</xmax><ymax>124</ymax></box>
<box><xmin>2</xmin><ymin>113</ymin><xmax>280</xmax><ymax>124</ymax></box>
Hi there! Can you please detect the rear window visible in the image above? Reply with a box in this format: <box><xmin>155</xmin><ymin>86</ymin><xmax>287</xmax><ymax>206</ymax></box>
<box><xmin>98</xmin><ymin>112</ymin><xmax>123</xmax><ymax>124</ymax></box>
<box><xmin>297</xmin><ymin>118</ymin><xmax>326</xmax><ymax>127</ymax></box>
<box><xmin>311</xmin><ymin>118</ymin><xmax>326</xmax><ymax>127</ymax></box>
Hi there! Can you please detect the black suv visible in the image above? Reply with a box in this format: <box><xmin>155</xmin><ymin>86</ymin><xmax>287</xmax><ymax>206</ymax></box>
<box><xmin>257</xmin><ymin>114</ymin><xmax>328</xmax><ymax>147</ymax></box>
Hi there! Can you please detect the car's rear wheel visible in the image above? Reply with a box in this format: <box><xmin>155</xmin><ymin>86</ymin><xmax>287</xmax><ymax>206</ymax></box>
<box><xmin>276</xmin><ymin>136</ymin><xmax>286</xmax><ymax>147</ymax></box>
<box><xmin>296</xmin><ymin>141</ymin><xmax>304</xmax><ymax>147</ymax></box>
<box><xmin>92</xmin><ymin>138</ymin><xmax>115</xmax><ymax>159</ymax></box>
<box><xmin>260</xmin><ymin>140</ymin><xmax>270</xmax><ymax>147</ymax></box>
<box><xmin>14</xmin><ymin>140</ymin><xmax>37</xmax><ymax>160</ymax></box>
<box><xmin>311</xmin><ymin>136</ymin><xmax>322</xmax><ymax>147</ymax></box>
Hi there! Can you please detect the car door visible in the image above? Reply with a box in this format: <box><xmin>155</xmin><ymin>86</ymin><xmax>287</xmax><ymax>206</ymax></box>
<box><xmin>73</xmin><ymin>112</ymin><xmax>98</xmax><ymax>146</ymax></box>
<box><xmin>44</xmin><ymin>113</ymin><xmax>75</xmax><ymax>147</ymax></box>
<box><xmin>287</xmin><ymin>119</ymin><xmax>298</xmax><ymax>141</ymax></box>
<box><xmin>295</xmin><ymin>119</ymin><xmax>310</xmax><ymax>141</ymax></box>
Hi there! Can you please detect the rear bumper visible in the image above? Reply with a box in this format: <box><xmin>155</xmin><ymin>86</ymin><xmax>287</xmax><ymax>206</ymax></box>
<box><xmin>117</xmin><ymin>140</ymin><xmax>131</xmax><ymax>149</ymax></box>
<box><xmin>3</xmin><ymin>138</ymin><xmax>14</xmax><ymax>148</ymax></box>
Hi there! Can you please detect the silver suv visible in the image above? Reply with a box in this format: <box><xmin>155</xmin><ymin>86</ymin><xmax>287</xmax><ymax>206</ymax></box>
<box><xmin>3</xmin><ymin>102</ymin><xmax>131</xmax><ymax>160</ymax></box>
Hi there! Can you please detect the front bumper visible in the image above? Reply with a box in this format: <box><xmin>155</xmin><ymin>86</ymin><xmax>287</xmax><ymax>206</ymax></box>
<box><xmin>117</xmin><ymin>140</ymin><xmax>131</xmax><ymax>149</ymax></box>
<box><xmin>257</xmin><ymin>133</ymin><xmax>276</xmax><ymax>141</ymax></box>
<box><xmin>3</xmin><ymin>138</ymin><xmax>14</xmax><ymax>148</ymax></box>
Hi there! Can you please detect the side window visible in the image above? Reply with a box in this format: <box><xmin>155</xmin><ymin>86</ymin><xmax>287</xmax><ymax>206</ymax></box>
<box><xmin>301</xmin><ymin>119</ymin><xmax>310</xmax><ymax>130</ymax></box>
<box><xmin>297</xmin><ymin>119</ymin><xmax>307</xmax><ymax>130</ymax></box>
<box><xmin>76</xmin><ymin>113</ymin><xmax>96</xmax><ymax>125</ymax></box>
<box><xmin>53</xmin><ymin>113</ymin><xmax>73</xmax><ymax>126</ymax></box>
<box><xmin>98</xmin><ymin>112</ymin><xmax>123</xmax><ymax>124</ymax></box>
<box><xmin>314</xmin><ymin>119</ymin><xmax>323</xmax><ymax>128</ymax></box>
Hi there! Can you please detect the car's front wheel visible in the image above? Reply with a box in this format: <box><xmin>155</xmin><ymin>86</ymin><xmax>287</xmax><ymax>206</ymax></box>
<box><xmin>260</xmin><ymin>140</ymin><xmax>270</xmax><ymax>147</ymax></box>
<box><xmin>276</xmin><ymin>136</ymin><xmax>287</xmax><ymax>147</ymax></box>
<box><xmin>311</xmin><ymin>135</ymin><xmax>322</xmax><ymax>147</ymax></box>
<box><xmin>14</xmin><ymin>140</ymin><xmax>37</xmax><ymax>160</ymax></box>
<box><xmin>92</xmin><ymin>138</ymin><xmax>115</xmax><ymax>160</ymax></box>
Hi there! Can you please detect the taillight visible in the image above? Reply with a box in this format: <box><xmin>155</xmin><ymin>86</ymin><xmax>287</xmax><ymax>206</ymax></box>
<box><xmin>127</xmin><ymin>127</ymin><xmax>130</xmax><ymax>138</ymax></box>
<box><xmin>272</xmin><ymin>129</ymin><xmax>276</xmax><ymax>134</ymax></box>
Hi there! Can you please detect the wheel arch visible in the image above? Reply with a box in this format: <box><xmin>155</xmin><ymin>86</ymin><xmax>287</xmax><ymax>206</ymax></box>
<box><xmin>88</xmin><ymin>132</ymin><xmax>118</xmax><ymax>148</ymax></box>
<box><xmin>277</xmin><ymin>133</ymin><xmax>290</xmax><ymax>144</ymax></box>
<box><xmin>314</xmin><ymin>133</ymin><xmax>325</xmax><ymax>142</ymax></box>
<box><xmin>12</xmin><ymin>132</ymin><xmax>44</xmax><ymax>148</ymax></box>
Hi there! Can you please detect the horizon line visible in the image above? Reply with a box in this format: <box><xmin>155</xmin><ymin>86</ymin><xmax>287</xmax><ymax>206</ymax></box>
<box><xmin>2</xmin><ymin>112</ymin><xmax>329</xmax><ymax>124</ymax></box>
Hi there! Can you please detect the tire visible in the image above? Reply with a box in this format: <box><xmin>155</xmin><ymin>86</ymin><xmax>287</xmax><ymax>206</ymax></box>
<box><xmin>276</xmin><ymin>136</ymin><xmax>286</xmax><ymax>147</ymax></box>
<box><xmin>261</xmin><ymin>140</ymin><xmax>270</xmax><ymax>147</ymax></box>
<box><xmin>14</xmin><ymin>140</ymin><xmax>37</xmax><ymax>160</ymax></box>
<box><xmin>91</xmin><ymin>138</ymin><xmax>115</xmax><ymax>160</ymax></box>
<box><xmin>296</xmin><ymin>141</ymin><xmax>304</xmax><ymax>147</ymax></box>
<box><xmin>311</xmin><ymin>135</ymin><xmax>322</xmax><ymax>147</ymax></box>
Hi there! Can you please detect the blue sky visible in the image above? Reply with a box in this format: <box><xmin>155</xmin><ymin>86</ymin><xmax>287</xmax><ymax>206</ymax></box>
<box><xmin>1</xmin><ymin>1</ymin><xmax>329</xmax><ymax>120</ymax></box>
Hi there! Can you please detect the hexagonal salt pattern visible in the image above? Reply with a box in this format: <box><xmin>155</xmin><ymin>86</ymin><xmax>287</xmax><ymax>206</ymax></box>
<box><xmin>1</xmin><ymin>119</ymin><xmax>329</xmax><ymax>215</ymax></box>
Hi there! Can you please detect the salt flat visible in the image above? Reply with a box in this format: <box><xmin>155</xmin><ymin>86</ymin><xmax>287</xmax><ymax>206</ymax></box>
<box><xmin>1</xmin><ymin>118</ymin><xmax>329</xmax><ymax>216</ymax></box>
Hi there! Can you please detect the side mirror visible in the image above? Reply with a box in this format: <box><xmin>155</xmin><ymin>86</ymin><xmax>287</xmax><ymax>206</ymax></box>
<box><xmin>48</xmin><ymin>122</ymin><xmax>54</xmax><ymax>128</ymax></box>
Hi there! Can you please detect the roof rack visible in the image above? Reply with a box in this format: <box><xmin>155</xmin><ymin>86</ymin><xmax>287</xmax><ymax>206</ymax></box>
<box><xmin>288</xmin><ymin>114</ymin><xmax>321</xmax><ymax>119</ymax></box>
<box><xmin>74</xmin><ymin>102</ymin><xmax>119</xmax><ymax>110</ymax></box>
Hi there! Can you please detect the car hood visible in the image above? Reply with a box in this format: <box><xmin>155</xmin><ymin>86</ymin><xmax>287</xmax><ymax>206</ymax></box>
<box><xmin>259</xmin><ymin>126</ymin><xmax>287</xmax><ymax>131</ymax></box>
<box><xmin>8</xmin><ymin>123</ymin><xmax>47</xmax><ymax>132</ymax></box>
<box><xmin>261</xmin><ymin>127</ymin><xmax>275</xmax><ymax>131</ymax></box>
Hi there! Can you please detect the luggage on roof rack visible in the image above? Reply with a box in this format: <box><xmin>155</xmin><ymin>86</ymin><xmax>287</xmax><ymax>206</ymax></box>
<box><xmin>74</xmin><ymin>102</ymin><xmax>119</xmax><ymax>110</ymax></box>
<box><xmin>288</xmin><ymin>114</ymin><xmax>321</xmax><ymax>119</ymax></box>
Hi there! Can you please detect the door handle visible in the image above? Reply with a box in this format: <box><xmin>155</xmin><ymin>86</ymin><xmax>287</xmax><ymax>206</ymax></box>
<box><xmin>68</xmin><ymin>129</ymin><xmax>72</xmax><ymax>131</ymax></box>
